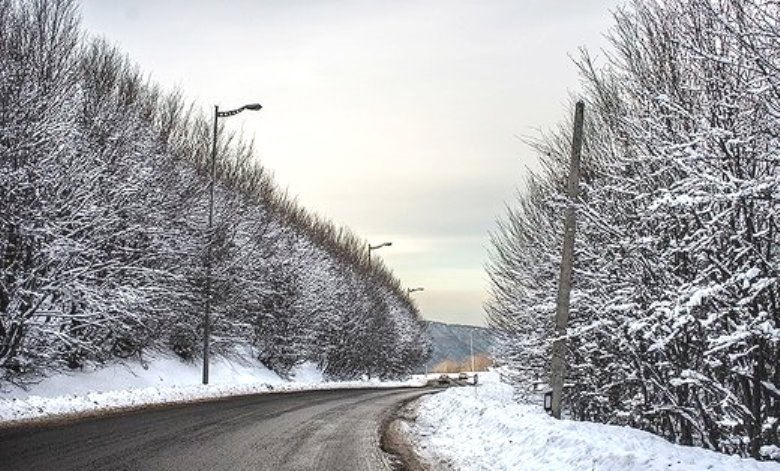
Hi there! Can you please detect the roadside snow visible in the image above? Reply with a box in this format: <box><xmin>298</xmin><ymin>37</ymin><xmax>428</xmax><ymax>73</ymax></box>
<box><xmin>409</xmin><ymin>373</ymin><xmax>779</xmax><ymax>471</ymax></box>
<box><xmin>2</xmin><ymin>354</ymin><xmax>286</xmax><ymax>399</ymax></box>
<box><xmin>0</xmin><ymin>355</ymin><xmax>425</xmax><ymax>425</ymax></box>
<box><xmin>289</xmin><ymin>362</ymin><xmax>326</xmax><ymax>384</ymax></box>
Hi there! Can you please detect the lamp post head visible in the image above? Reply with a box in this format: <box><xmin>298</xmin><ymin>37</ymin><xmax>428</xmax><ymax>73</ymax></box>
<box><xmin>369</xmin><ymin>241</ymin><xmax>393</xmax><ymax>251</ymax></box>
<box><xmin>217</xmin><ymin>102</ymin><xmax>263</xmax><ymax>118</ymax></box>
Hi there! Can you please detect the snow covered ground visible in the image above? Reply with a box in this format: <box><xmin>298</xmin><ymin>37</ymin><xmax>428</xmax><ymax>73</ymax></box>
<box><xmin>409</xmin><ymin>373</ymin><xmax>780</xmax><ymax>471</ymax></box>
<box><xmin>0</xmin><ymin>353</ymin><xmax>425</xmax><ymax>425</ymax></box>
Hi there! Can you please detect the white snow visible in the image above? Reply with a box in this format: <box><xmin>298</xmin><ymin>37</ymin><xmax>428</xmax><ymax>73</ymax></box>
<box><xmin>0</xmin><ymin>354</ymin><xmax>425</xmax><ymax>425</ymax></box>
<box><xmin>289</xmin><ymin>362</ymin><xmax>326</xmax><ymax>384</ymax></box>
<box><xmin>762</xmin><ymin>446</ymin><xmax>780</xmax><ymax>462</ymax></box>
<box><xmin>409</xmin><ymin>373</ymin><xmax>780</xmax><ymax>471</ymax></box>
<box><xmin>686</xmin><ymin>285</ymin><xmax>722</xmax><ymax>308</ymax></box>
<box><xmin>2</xmin><ymin>354</ymin><xmax>283</xmax><ymax>400</ymax></box>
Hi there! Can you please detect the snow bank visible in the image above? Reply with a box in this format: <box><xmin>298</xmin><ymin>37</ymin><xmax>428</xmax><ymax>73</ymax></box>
<box><xmin>410</xmin><ymin>374</ymin><xmax>779</xmax><ymax>471</ymax></box>
<box><xmin>1</xmin><ymin>354</ymin><xmax>286</xmax><ymax>399</ymax></box>
<box><xmin>0</xmin><ymin>355</ymin><xmax>425</xmax><ymax>425</ymax></box>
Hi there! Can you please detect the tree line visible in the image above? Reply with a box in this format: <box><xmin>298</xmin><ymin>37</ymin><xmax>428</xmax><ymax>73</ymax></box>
<box><xmin>0</xmin><ymin>0</ymin><xmax>430</xmax><ymax>385</ymax></box>
<box><xmin>487</xmin><ymin>0</ymin><xmax>779</xmax><ymax>459</ymax></box>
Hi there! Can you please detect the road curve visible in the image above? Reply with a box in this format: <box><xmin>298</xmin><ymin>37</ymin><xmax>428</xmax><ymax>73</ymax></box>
<box><xmin>0</xmin><ymin>387</ymin><xmax>433</xmax><ymax>471</ymax></box>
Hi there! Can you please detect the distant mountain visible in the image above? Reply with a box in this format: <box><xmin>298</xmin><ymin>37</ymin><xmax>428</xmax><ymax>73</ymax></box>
<box><xmin>423</xmin><ymin>321</ymin><xmax>494</xmax><ymax>371</ymax></box>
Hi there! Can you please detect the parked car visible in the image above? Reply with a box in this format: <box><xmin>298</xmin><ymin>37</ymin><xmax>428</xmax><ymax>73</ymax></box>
<box><xmin>458</xmin><ymin>372</ymin><xmax>469</xmax><ymax>380</ymax></box>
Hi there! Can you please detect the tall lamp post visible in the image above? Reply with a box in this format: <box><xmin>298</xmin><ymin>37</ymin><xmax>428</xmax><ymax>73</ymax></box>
<box><xmin>203</xmin><ymin>102</ymin><xmax>262</xmax><ymax>386</ymax></box>
<box><xmin>407</xmin><ymin>287</ymin><xmax>424</xmax><ymax>295</ymax></box>
<box><xmin>367</xmin><ymin>241</ymin><xmax>392</xmax><ymax>265</ymax></box>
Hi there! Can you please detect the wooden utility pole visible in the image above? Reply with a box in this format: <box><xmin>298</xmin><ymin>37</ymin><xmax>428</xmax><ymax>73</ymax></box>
<box><xmin>550</xmin><ymin>101</ymin><xmax>585</xmax><ymax>419</ymax></box>
<box><xmin>470</xmin><ymin>331</ymin><xmax>475</xmax><ymax>372</ymax></box>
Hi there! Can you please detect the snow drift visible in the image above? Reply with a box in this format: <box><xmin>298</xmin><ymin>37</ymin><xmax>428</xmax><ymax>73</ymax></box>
<box><xmin>409</xmin><ymin>374</ymin><xmax>779</xmax><ymax>470</ymax></box>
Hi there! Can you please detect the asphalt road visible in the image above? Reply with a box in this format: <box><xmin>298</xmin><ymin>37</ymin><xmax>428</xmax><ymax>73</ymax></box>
<box><xmin>0</xmin><ymin>387</ymin><xmax>433</xmax><ymax>471</ymax></box>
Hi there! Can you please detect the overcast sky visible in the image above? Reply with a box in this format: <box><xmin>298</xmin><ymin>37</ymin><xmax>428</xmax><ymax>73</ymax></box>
<box><xmin>79</xmin><ymin>0</ymin><xmax>621</xmax><ymax>326</ymax></box>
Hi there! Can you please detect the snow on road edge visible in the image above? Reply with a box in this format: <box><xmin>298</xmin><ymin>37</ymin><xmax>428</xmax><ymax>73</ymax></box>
<box><xmin>0</xmin><ymin>356</ymin><xmax>425</xmax><ymax>425</ymax></box>
<box><xmin>408</xmin><ymin>374</ymin><xmax>780</xmax><ymax>471</ymax></box>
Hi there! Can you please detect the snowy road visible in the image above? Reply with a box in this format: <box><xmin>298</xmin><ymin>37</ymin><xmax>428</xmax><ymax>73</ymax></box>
<box><xmin>0</xmin><ymin>387</ymin><xmax>432</xmax><ymax>470</ymax></box>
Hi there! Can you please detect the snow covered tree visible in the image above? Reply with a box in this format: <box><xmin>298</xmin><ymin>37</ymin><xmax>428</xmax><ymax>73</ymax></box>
<box><xmin>488</xmin><ymin>0</ymin><xmax>779</xmax><ymax>459</ymax></box>
<box><xmin>1</xmin><ymin>0</ymin><xmax>430</xmax><ymax>385</ymax></box>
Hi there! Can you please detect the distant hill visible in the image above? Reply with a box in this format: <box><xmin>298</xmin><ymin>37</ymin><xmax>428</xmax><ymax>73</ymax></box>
<box><xmin>423</xmin><ymin>321</ymin><xmax>494</xmax><ymax>371</ymax></box>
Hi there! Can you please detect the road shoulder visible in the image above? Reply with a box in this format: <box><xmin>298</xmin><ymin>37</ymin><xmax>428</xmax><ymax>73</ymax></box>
<box><xmin>382</xmin><ymin>392</ymin><xmax>438</xmax><ymax>470</ymax></box>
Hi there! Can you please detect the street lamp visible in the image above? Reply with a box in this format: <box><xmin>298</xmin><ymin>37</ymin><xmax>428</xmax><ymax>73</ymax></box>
<box><xmin>407</xmin><ymin>287</ymin><xmax>424</xmax><ymax>295</ymax></box>
<box><xmin>367</xmin><ymin>241</ymin><xmax>392</xmax><ymax>265</ymax></box>
<box><xmin>203</xmin><ymin>102</ymin><xmax>262</xmax><ymax>385</ymax></box>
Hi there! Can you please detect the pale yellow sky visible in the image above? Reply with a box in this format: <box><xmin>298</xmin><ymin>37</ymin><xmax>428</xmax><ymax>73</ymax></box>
<box><xmin>79</xmin><ymin>0</ymin><xmax>621</xmax><ymax>326</ymax></box>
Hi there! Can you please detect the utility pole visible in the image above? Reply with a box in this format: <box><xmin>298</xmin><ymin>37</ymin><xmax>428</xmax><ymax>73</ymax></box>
<box><xmin>470</xmin><ymin>330</ymin><xmax>475</xmax><ymax>372</ymax></box>
<box><xmin>549</xmin><ymin>101</ymin><xmax>584</xmax><ymax>419</ymax></box>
